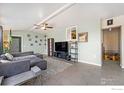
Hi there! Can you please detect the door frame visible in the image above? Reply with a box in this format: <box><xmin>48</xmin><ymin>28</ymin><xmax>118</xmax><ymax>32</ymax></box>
<box><xmin>11</xmin><ymin>36</ymin><xmax>22</xmax><ymax>52</ymax></box>
<box><xmin>101</xmin><ymin>26</ymin><xmax>122</xmax><ymax>67</ymax></box>
<box><xmin>0</xmin><ymin>26</ymin><xmax>3</xmax><ymax>54</ymax></box>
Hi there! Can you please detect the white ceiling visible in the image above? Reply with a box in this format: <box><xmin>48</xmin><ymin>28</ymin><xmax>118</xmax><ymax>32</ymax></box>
<box><xmin>1</xmin><ymin>3</ymin><xmax>124</xmax><ymax>31</ymax></box>
<box><xmin>47</xmin><ymin>3</ymin><xmax>124</xmax><ymax>28</ymax></box>
<box><xmin>0</xmin><ymin>3</ymin><xmax>65</xmax><ymax>30</ymax></box>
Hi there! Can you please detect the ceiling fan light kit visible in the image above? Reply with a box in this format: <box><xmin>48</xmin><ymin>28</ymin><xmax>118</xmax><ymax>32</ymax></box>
<box><xmin>34</xmin><ymin>23</ymin><xmax>53</xmax><ymax>30</ymax></box>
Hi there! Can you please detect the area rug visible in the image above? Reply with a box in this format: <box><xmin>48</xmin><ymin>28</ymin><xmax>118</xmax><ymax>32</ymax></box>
<box><xmin>24</xmin><ymin>57</ymin><xmax>73</xmax><ymax>85</ymax></box>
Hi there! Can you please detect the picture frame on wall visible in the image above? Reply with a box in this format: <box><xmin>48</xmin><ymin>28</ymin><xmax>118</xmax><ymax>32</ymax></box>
<box><xmin>66</xmin><ymin>26</ymin><xmax>77</xmax><ymax>41</ymax></box>
<box><xmin>78</xmin><ymin>32</ymin><xmax>88</xmax><ymax>42</ymax></box>
<box><xmin>70</xmin><ymin>26</ymin><xmax>77</xmax><ymax>41</ymax></box>
<box><xmin>107</xmin><ymin>19</ymin><xmax>113</xmax><ymax>26</ymax></box>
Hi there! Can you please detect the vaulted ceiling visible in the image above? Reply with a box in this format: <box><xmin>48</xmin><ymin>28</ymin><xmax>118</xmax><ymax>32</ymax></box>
<box><xmin>0</xmin><ymin>3</ymin><xmax>65</xmax><ymax>30</ymax></box>
<box><xmin>1</xmin><ymin>3</ymin><xmax>124</xmax><ymax>31</ymax></box>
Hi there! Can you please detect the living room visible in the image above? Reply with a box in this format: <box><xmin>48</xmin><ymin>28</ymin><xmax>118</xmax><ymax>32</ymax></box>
<box><xmin>1</xmin><ymin>1</ymin><xmax>124</xmax><ymax>92</ymax></box>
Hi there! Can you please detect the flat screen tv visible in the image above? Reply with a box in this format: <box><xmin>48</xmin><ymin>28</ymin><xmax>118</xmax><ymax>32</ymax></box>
<box><xmin>55</xmin><ymin>42</ymin><xmax>68</xmax><ymax>52</ymax></box>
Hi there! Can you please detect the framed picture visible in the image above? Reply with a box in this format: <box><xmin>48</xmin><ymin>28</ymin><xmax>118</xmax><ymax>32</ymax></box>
<box><xmin>107</xmin><ymin>19</ymin><xmax>113</xmax><ymax>26</ymax></box>
<box><xmin>78</xmin><ymin>32</ymin><xmax>88</xmax><ymax>42</ymax></box>
<box><xmin>66</xmin><ymin>26</ymin><xmax>77</xmax><ymax>41</ymax></box>
<box><xmin>71</xmin><ymin>26</ymin><xmax>77</xmax><ymax>40</ymax></box>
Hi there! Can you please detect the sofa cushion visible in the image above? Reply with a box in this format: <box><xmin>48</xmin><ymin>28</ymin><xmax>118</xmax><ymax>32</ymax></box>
<box><xmin>5</xmin><ymin>53</ymin><xmax>13</xmax><ymax>61</ymax></box>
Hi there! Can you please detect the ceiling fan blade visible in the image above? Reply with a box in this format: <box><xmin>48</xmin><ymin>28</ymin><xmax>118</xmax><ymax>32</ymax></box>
<box><xmin>34</xmin><ymin>23</ymin><xmax>53</xmax><ymax>30</ymax></box>
<box><xmin>42</xmin><ymin>23</ymin><xmax>48</xmax><ymax>25</ymax></box>
<box><xmin>34</xmin><ymin>24</ymin><xmax>44</xmax><ymax>27</ymax></box>
<box><xmin>34</xmin><ymin>24</ymin><xmax>40</xmax><ymax>26</ymax></box>
<box><xmin>46</xmin><ymin>27</ymin><xmax>53</xmax><ymax>28</ymax></box>
<box><xmin>35</xmin><ymin>26</ymin><xmax>41</xmax><ymax>29</ymax></box>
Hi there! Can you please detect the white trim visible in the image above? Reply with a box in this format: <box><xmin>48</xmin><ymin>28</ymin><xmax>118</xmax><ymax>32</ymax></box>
<box><xmin>121</xmin><ymin>64</ymin><xmax>124</xmax><ymax>69</ymax></box>
<box><xmin>121</xmin><ymin>66</ymin><xmax>124</xmax><ymax>69</ymax></box>
<box><xmin>78</xmin><ymin>60</ymin><xmax>102</xmax><ymax>67</ymax></box>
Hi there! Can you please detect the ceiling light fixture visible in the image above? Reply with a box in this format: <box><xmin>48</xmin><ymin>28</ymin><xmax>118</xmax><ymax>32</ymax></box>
<box><xmin>32</xmin><ymin>3</ymin><xmax>75</xmax><ymax>30</ymax></box>
<box><xmin>109</xmin><ymin>28</ymin><xmax>112</xmax><ymax>31</ymax></box>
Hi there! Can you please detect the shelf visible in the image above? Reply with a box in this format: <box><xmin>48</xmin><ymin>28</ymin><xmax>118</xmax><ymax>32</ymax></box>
<box><xmin>70</xmin><ymin>53</ymin><xmax>78</xmax><ymax>55</ymax></box>
<box><xmin>70</xmin><ymin>48</ymin><xmax>78</xmax><ymax>49</ymax></box>
<box><xmin>69</xmin><ymin>41</ymin><xmax>78</xmax><ymax>62</ymax></box>
<box><xmin>71</xmin><ymin>57</ymin><xmax>77</xmax><ymax>59</ymax></box>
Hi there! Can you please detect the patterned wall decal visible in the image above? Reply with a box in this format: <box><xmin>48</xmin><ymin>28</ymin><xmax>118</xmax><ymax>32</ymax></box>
<box><xmin>29</xmin><ymin>38</ymin><xmax>32</xmax><ymax>41</ymax></box>
<box><xmin>35</xmin><ymin>40</ymin><xmax>38</xmax><ymax>43</ymax></box>
<box><xmin>35</xmin><ymin>35</ymin><xmax>38</xmax><ymax>38</ymax></box>
<box><xmin>30</xmin><ymin>43</ymin><xmax>33</xmax><ymax>46</ymax></box>
<box><xmin>40</xmin><ymin>39</ymin><xmax>42</xmax><ymax>42</ymax></box>
<box><xmin>27</xmin><ymin>34</ymin><xmax>44</xmax><ymax>46</ymax></box>
<box><xmin>39</xmin><ymin>43</ymin><xmax>41</xmax><ymax>46</ymax></box>
<box><xmin>27</xmin><ymin>34</ymin><xmax>31</xmax><ymax>37</ymax></box>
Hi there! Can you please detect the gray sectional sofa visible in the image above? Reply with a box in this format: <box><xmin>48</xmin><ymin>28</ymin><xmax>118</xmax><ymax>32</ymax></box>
<box><xmin>0</xmin><ymin>51</ymin><xmax>47</xmax><ymax>85</ymax></box>
<box><xmin>11</xmin><ymin>51</ymin><xmax>47</xmax><ymax>70</ymax></box>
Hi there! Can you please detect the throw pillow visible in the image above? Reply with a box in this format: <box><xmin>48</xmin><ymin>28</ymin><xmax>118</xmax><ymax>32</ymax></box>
<box><xmin>5</xmin><ymin>53</ymin><xmax>13</xmax><ymax>61</ymax></box>
<box><xmin>0</xmin><ymin>54</ymin><xmax>7</xmax><ymax>60</ymax></box>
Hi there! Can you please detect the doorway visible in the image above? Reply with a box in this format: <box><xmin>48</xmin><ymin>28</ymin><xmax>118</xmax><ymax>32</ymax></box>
<box><xmin>11</xmin><ymin>36</ymin><xmax>21</xmax><ymax>53</ymax></box>
<box><xmin>102</xmin><ymin>27</ymin><xmax>121</xmax><ymax>67</ymax></box>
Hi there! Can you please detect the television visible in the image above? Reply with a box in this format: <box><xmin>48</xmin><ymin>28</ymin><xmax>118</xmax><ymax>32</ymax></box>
<box><xmin>55</xmin><ymin>42</ymin><xmax>68</xmax><ymax>52</ymax></box>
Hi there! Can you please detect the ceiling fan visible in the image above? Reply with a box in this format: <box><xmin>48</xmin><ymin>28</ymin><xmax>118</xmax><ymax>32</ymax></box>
<box><xmin>34</xmin><ymin>23</ymin><xmax>53</xmax><ymax>30</ymax></box>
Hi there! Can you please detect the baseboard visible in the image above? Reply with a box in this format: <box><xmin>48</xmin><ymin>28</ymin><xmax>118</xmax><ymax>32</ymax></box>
<box><xmin>119</xmin><ymin>63</ymin><xmax>124</xmax><ymax>69</ymax></box>
<box><xmin>78</xmin><ymin>60</ymin><xmax>102</xmax><ymax>67</ymax></box>
<box><xmin>121</xmin><ymin>66</ymin><xmax>124</xmax><ymax>69</ymax></box>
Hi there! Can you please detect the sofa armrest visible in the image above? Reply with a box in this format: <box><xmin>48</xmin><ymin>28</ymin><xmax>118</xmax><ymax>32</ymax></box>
<box><xmin>3</xmin><ymin>66</ymin><xmax>41</xmax><ymax>85</ymax></box>
<box><xmin>0</xmin><ymin>59</ymin><xmax>30</xmax><ymax>78</ymax></box>
<box><xmin>0</xmin><ymin>76</ymin><xmax>4</xmax><ymax>85</ymax></box>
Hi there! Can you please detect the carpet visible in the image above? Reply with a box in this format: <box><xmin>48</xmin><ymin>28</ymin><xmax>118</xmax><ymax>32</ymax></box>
<box><xmin>23</xmin><ymin>57</ymin><xmax>72</xmax><ymax>85</ymax></box>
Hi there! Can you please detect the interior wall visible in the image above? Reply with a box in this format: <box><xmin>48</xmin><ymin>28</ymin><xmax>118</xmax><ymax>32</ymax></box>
<box><xmin>11</xmin><ymin>31</ymin><xmax>46</xmax><ymax>54</ymax></box>
<box><xmin>45</xmin><ymin>4</ymin><xmax>108</xmax><ymax>66</ymax></box>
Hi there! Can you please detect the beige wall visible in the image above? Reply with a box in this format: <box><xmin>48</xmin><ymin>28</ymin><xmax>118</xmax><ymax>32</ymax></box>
<box><xmin>103</xmin><ymin>27</ymin><xmax>120</xmax><ymax>53</ymax></box>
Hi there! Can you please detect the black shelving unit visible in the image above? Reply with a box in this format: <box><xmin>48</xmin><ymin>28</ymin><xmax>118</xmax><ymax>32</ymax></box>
<box><xmin>69</xmin><ymin>41</ymin><xmax>78</xmax><ymax>62</ymax></box>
